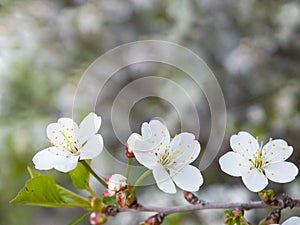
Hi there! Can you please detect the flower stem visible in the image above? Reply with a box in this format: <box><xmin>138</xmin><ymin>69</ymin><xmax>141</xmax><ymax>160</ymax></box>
<box><xmin>132</xmin><ymin>170</ymin><xmax>152</xmax><ymax>193</ymax></box>
<box><xmin>86</xmin><ymin>186</ymin><xmax>97</xmax><ymax>197</ymax></box>
<box><xmin>125</xmin><ymin>158</ymin><xmax>132</xmax><ymax>179</ymax></box>
<box><xmin>81</xmin><ymin>160</ymin><xmax>108</xmax><ymax>188</ymax></box>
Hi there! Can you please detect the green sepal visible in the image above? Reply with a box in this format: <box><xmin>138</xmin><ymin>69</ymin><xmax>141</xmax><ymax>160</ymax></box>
<box><xmin>68</xmin><ymin>212</ymin><xmax>91</xmax><ymax>225</ymax></box>
<box><xmin>102</xmin><ymin>196</ymin><xmax>118</xmax><ymax>205</ymax></box>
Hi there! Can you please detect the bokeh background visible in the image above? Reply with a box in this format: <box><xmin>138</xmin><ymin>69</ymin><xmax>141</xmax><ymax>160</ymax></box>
<box><xmin>0</xmin><ymin>0</ymin><xmax>300</xmax><ymax>224</ymax></box>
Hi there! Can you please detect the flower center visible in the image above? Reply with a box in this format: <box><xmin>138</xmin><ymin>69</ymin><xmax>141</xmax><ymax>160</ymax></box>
<box><xmin>250</xmin><ymin>149</ymin><xmax>266</xmax><ymax>171</ymax></box>
<box><xmin>59</xmin><ymin>131</ymin><xmax>80</xmax><ymax>156</ymax></box>
<box><xmin>155</xmin><ymin>149</ymin><xmax>180</xmax><ymax>168</ymax></box>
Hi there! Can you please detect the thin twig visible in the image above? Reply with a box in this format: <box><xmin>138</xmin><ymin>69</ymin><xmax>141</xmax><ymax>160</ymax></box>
<box><xmin>116</xmin><ymin>200</ymin><xmax>300</xmax><ymax>215</ymax></box>
<box><xmin>81</xmin><ymin>160</ymin><xmax>108</xmax><ymax>188</ymax></box>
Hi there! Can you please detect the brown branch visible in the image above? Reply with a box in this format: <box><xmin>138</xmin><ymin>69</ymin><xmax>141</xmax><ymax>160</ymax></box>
<box><xmin>116</xmin><ymin>200</ymin><xmax>300</xmax><ymax>215</ymax></box>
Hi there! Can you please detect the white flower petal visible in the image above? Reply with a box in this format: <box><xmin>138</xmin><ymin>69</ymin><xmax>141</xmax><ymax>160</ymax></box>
<box><xmin>132</xmin><ymin>148</ymin><xmax>158</xmax><ymax>169</ymax></box>
<box><xmin>127</xmin><ymin>133</ymin><xmax>159</xmax><ymax>152</ymax></box>
<box><xmin>32</xmin><ymin>147</ymin><xmax>58</xmax><ymax>170</ymax></box>
<box><xmin>127</xmin><ymin>120</ymin><xmax>170</xmax><ymax>153</ymax></box>
<box><xmin>171</xmin><ymin>165</ymin><xmax>203</xmax><ymax>192</ymax></box>
<box><xmin>230</xmin><ymin>131</ymin><xmax>259</xmax><ymax>159</ymax></box>
<box><xmin>47</xmin><ymin>123</ymin><xmax>65</xmax><ymax>146</ymax></box>
<box><xmin>80</xmin><ymin>134</ymin><xmax>103</xmax><ymax>160</ymax></box>
<box><xmin>265</xmin><ymin>161</ymin><xmax>299</xmax><ymax>183</ymax></box>
<box><xmin>108</xmin><ymin>174</ymin><xmax>127</xmax><ymax>191</ymax></box>
<box><xmin>53</xmin><ymin>155</ymin><xmax>79</xmax><ymax>172</ymax></box>
<box><xmin>141</xmin><ymin>122</ymin><xmax>152</xmax><ymax>139</ymax></box>
<box><xmin>219</xmin><ymin>152</ymin><xmax>250</xmax><ymax>177</ymax></box>
<box><xmin>153</xmin><ymin>165</ymin><xmax>176</xmax><ymax>194</ymax></box>
<box><xmin>170</xmin><ymin>133</ymin><xmax>200</xmax><ymax>167</ymax></box>
<box><xmin>282</xmin><ymin>217</ymin><xmax>300</xmax><ymax>225</ymax></box>
<box><xmin>263</xmin><ymin>139</ymin><xmax>293</xmax><ymax>164</ymax></box>
<box><xmin>241</xmin><ymin>169</ymin><xmax>268</xmax><ymax>192</ymax></box>
<box><xmin>77</xmin><ymin>113</ymin><xmax>102</xmax><ymax>143</ymax></box>
<box><xmin>58</xmin><ymin>118</ymin><xmax>79</xmax><ymax>146</ymax></box>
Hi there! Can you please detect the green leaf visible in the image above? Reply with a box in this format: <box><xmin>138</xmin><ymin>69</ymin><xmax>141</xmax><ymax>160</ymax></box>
<box><xmin>68</xmin><ymin>212</ymin><xmax>91</xmax><ymax>225</ymax></box>
<box><xmin>102</xmin><ymin>196</ymin><xmax>118</xmax><ymax>205</ymax></box>
<box><xmin>69</xmin><ymin>161</ymin><xmax>90</xmax><ymax>189</ymax></box>
<box><xmin>10</xmin><ymin>175</ymin><xmax>91</xmax><ymax>209</ymax></box>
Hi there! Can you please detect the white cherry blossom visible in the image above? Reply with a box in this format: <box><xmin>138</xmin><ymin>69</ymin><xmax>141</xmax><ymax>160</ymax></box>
<box><xmin>127</xmin><ymin>120</ymin><xmax>203</xmax><ymax>194</ymax></box>
<box><xmin>33</xmin><ymin>113</ymin><xmax>103</xmax><ymax>172</ymax></box>
<box><xmin>219</xmin><ymin>131</ymin><xmax>298</xmax><ymax>192</ymax></box>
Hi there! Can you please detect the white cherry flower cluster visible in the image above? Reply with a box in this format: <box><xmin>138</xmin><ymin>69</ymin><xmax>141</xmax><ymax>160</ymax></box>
<box><xmin>32</xmin><ymin>113</ymin><xmax>299</xmax><ymax>196</ymax></box>
<box><xmin>33</xmin><ymin>113</ymin><xmax>103</xmax><ymax>172</ymax></box>
<box><xmin>219</xmin><ymin>131</ymin><xmax>299</xmax><ymax>192</ymax></box>
<box><xmin>127</xmin><ymin>120</ymin><xmax>203</xmax><ymax>194</ymax></box>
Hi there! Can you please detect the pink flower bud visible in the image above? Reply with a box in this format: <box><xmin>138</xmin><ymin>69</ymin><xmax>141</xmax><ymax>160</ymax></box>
<box><xmin>126</xmin><ymin>143</ymin><xmax>135</xmax><ymax>158</ymax></box>
<box><xmin>103</xmin><ymin>189</ymin><xmax>114</xmax><ymax>197</ymax></box>
<box><xmin>89</xmin><ymin>212</ymin><xmax>107</xmax><ymax>225</ymax></box>
<box><xmin>116</xmin><ymin>192</ymin><xmax>126</xmax><ymax>207</ymax></box>
<box><xmin>105</xmin><ymin>176</ymin><xmax>111</xmax><ymax>184</ymax></box>
<box><xmin>140</xmin><ymin>213</ymin><xmax>165</xmax><ymax>225</ymax></box>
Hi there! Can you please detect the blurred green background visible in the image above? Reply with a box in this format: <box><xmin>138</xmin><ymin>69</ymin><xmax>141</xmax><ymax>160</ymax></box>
<box><xmin>0</xmin><ymin>0</ymin><xmax>299</xmax><ymax>224</ymax></box>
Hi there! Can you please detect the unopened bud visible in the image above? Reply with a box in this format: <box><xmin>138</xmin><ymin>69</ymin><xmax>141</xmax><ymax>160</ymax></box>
<box><xmin>232</xmin><ymin>209</ymin><xmax>243</xmax><ymax>218</ymax></box>
<box><xmin>281</xmin><ymin>193</ymin><xmax>295</xmax><ymax>209</ymax></box>
<box><xmin>105</xmin><ymin>176</ymin><xmax>111</xmax><ymax>184</ymax></box>
<box><xmin>102</xmin><ymin>205</ymin><xmax>119</xmax><ymax>217</ymax></box>
<box><xmin>259</xmin><ymin>189</ymin><xmax>275</xmax><ymax>205</ymax></box>
<box><xmin>139</xmin><ymin>213</ymin><xmax>165</xmax><ymax>225</ymax></box>
<box><xmin>116</xmin><ymin>192</ymin><xmax>126</xmax><ymax>207</ymax></box>
<box><xmin>126</xmin><ymin>143</ymin><xmax>135</xmax><ymax>158</ymax></box>
<box><xmin>183</xmin><ymin>191</ymin><xmax>204</xmax><ymax>205</ymax></box>
<box><xmin>259</xmin><ymin>209</ymin><xmax>281</xmax><ymax>225</ymax></box>
<box><xmin>89</xmin><ymin>212</ymin><xmax>107</xmax><ymax>225</ymax></box>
